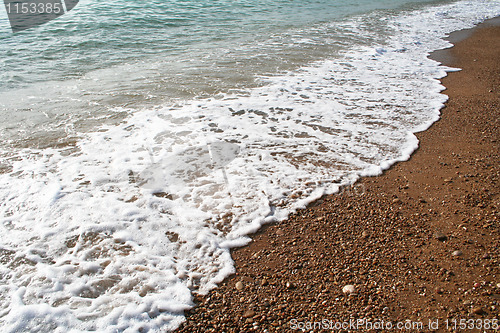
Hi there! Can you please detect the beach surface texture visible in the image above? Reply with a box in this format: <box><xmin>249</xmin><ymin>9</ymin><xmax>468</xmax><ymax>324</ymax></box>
<box><xmin>177</xmin><ymin>21</ymin><xmax>500</xmax><ymax>333</ymax></box>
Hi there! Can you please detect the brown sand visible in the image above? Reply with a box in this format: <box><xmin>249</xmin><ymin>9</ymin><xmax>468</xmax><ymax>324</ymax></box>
<box><xmin>176</xmin><ymin>22</ymin><xmax>499</xmax><ymax>332</ymax></box>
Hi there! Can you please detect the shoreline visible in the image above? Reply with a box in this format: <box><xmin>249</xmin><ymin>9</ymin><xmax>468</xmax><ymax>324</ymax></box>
<box><xmin>176</xmin><ymin>20</ymin><xmax>499</xmax><ymax>332</ymax></box>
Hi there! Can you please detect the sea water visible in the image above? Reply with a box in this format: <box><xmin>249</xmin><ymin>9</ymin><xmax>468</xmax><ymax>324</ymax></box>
<box><xmin>0</xmin><ymin>0</ymin><xmax>499</xmax><ymax>331</ymax></box>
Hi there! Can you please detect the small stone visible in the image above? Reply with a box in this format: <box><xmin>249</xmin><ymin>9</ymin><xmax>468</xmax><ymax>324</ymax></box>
<box><xmin>361</xmin><ymin>231</ymin><xmax>370</xmax><ymax>238</ymax></box>
<box><xmin>472</xmin><ymin>307</ymin><xmax>485</xmax><ymax>315</ymax></box>
<box><xmin>434</xmin><ymin>232</ymin><xmax>447</xmax><ymax>241</ymax></box>
<box><xmin>152</xmin><ymin>192</ymin><xmax>173</xmax><ymax>200</ymax></box>
<box><xmin>496</xmin><ymin>283</ymin><xmax>500</xmax><ymax>288</ymax></box>
<box><xmin>243</xmin><ymin>310</ymin><xmax>256</xmax><ymax>318</ymax></box>
<box><xmin>235</xmin><ymin>281</ymin><xmax>244</xmax><ymax>291</ymax></box>
<box><xmin>261</xmin><ymin>279</ymin><xmax>268</xmax><ymax>286</ymax></box>
<box><xmin>444</xmin><ymin>178</ymin><xmax>453</xmax><ymax>183</ymax></box>
<box><xmin>452</xmin><ymin>250</ymin><xmax>463</xmax><ymax>257</ymax></box>
<box><xmin>342</xmin><ymin>284</ymin><xmax>356</xmax><ymax>295</ymax></box>
<box><xmin>125</xmin><ymin>196</ymin><xmax>138</xmax><ymax>203</ymax></box>
<box><xmin>392</xmin><ymin>198</ymin><xmax>402</xmax><ymax>204</ymax></box>
<box><xmin>435</xmin><ymin>287</ymin><xmax>444</xmax><ymax>294</ymax></box>
<box><xmin>286</xmin><ymin>282</ymin><xmax>294</xmax><ymax>289</ymax></box>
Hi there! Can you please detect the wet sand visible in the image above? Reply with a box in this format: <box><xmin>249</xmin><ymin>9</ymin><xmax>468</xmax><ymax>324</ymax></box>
<box><xmin>176</xmin><ymin>20</ymin><xmax>499</xmax><ymax>333</ymax></box>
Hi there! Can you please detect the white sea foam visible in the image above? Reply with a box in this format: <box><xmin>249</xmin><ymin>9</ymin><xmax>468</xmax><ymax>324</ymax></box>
<box><xmin>0</xmin><ymin>1</ymin><xmax>499</xmax><ymax>331</ymax></box>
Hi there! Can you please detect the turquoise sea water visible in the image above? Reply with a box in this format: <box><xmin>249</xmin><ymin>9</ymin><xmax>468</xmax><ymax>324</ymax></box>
<box><xmin>0</xmin><ymin>0</ymin><xmax>453</xmax><ymax>89</ymax></box>
<box><xmin>0</xmin><ymin>0</ymin><xmax>460</xmax><ymax>148</ymax></box>
<box><xmin>0</xmin><ymin>1</ymin><xmax>499</xmax><ymax>332</ymax></box>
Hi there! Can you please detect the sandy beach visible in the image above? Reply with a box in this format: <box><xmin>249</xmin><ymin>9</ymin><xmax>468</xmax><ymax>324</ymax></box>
<box><xmin>176</xmin><ymin>19</ymin><xmax>499</xmax><ymax>333</ymax></box>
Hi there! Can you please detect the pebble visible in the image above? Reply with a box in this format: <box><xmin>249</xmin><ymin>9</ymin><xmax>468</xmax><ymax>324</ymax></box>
<box><xmin>361</xmin><ymin>230</ymin><xmax>370</xmax><ymax>238</ymax></box>
<box><xmin>434</xmin><ymin>232</ymin><xmax>448</xmax><ymax>241</ymax></box>
<box><xmin>452</xmin><ymin>250</ymin><xmax>463</xmax><ymax>256</ymax></box>
<box><xmin>235</xmin><ymin>281</ymin><xmax>244</xmax><ymax>291</ymax></box>
<box><xmin>472</xmin><ymin>307</ymin><xmax>485</xmax><ymax>315</ymax></box>
<box><xmin>342</xmin><ymin>284</ymin><xmax>356</xmax><ymax>295</ymax></box>
<box><xmin>243</xmin><ymin>310</ymin><xmax>256</xmax><ymax>318</ymax></box>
